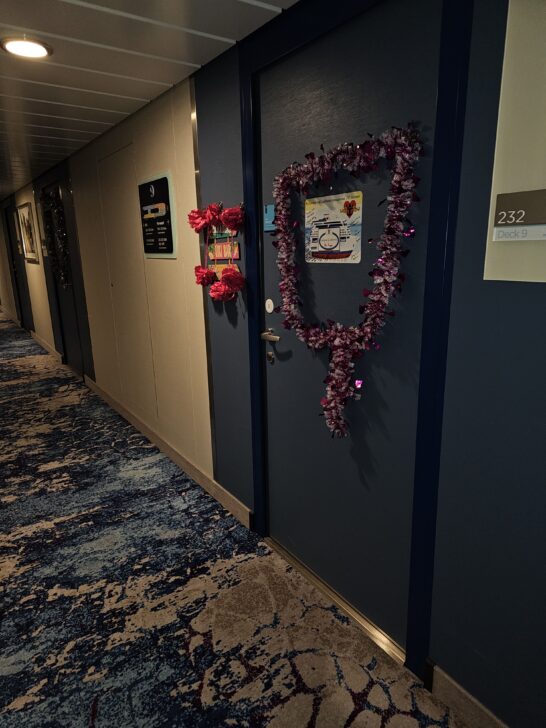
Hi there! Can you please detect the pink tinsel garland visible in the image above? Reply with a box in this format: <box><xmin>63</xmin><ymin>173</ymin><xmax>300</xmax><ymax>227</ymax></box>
<box><xmin>272</xmin><ymin>125</ymin><xmax>422</xmax><ymax>437</ymax></box>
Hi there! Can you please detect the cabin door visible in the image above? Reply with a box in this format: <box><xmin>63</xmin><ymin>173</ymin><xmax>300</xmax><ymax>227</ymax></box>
<box><xmin>40</xmin><ymin>181</ymin><xmax>86</xmax><ymax>375</ymax></box>
<box><xmin>260</xmin><ymin>0</ymin><xmax>442</xmax><ymax>646</ymax></box>
<box><xmin>36</xmin><ymin>164</ymin><xmax>94</xmax><ymax>380</ymax></box>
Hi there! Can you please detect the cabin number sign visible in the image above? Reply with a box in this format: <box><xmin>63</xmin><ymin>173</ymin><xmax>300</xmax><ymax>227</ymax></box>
<box><xmin>492</xmin><ymin>189</ymin><xmax>546</xmax><ymax>242</ymax></box>
<box><xmin>305</xmin><ymin>192</ymin><xmax>362</xmax><ymax>263</ymax></box>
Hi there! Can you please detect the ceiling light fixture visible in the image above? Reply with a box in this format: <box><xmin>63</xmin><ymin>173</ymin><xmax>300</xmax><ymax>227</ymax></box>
<box><xmin>1</xmin><ymin>37</ymin><xmax>52</xmax><ymax>59</ymax></box>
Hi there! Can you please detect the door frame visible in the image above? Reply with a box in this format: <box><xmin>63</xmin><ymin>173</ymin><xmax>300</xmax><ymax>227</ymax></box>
<box><xmin>239</xmin><ymin>0</ymin><xmax>475</xmax><ymax>680</ymax></box>
<box><xmin>34</xmin><ymin>161</ymin><xmax>95</xmax><ymax>379</ymax></box>
<box><xmin>33</xmin><ymin>183</ymin><xmax>66</xmax><ymax>361</ymax></box>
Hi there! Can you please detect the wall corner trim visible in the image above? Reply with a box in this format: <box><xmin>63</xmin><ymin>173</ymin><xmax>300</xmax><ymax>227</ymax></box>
<box><xmin>0</xmin><ymin>306</ymin><xmax>20</xmax><ymax>327</ymax></box>
<box><xmin>84</xmin><ymin>376</ymin><xmax>252</xmax><ymax>528</ymax></box>
<box><xmin>432</xmin><ymin>667</ymin><xmax>509</xmax><ymax>728</ymax></box>
<box><xmin>30</xmin><ymin>331</ymin><xmax>62</xmax><ymax>362</ymax></box>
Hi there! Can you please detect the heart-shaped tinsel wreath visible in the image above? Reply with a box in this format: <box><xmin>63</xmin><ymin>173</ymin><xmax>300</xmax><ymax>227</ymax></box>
<box><xmin>272</xmin><ymin>125</ymin><xmax>423</xmax><ymax>437</ymax></box>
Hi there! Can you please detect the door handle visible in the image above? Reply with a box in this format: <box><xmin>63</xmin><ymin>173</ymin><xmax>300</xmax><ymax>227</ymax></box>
<box><xmin>261</xmin><ymin>328</ymin><xmax>281</xmax><ymax>343</ymax></box>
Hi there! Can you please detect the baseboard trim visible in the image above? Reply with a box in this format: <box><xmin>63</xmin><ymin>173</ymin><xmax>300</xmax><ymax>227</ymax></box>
<box><xmin>432</xmin><ymin>667</ymin><xmax>508</xmax><ymax>728</ymax></box>
<box><xmin>266</xmin><ymin>537</ymin><xmax>406</xmax><ymax>665</ymax></box>
<box><xmin>30</xmin><ymin>331</ymin><xmax>62</xmax><ymax>361</ymax></box>
<box><xmin>84</xmin><ymin>376</ymin><xmax>252</xmax><ymax>528</ymax></box>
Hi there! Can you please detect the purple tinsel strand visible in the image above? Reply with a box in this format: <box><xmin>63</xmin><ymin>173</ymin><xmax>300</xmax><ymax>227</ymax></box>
<box><xmin>273</xmin><ymin>125</ymin><xmax>422</xmax><ymax>436</ymax></box>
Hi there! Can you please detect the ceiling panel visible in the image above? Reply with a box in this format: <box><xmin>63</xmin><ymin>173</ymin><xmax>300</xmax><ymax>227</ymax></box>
<box><xmin>0</xmin><ymin>76</ymin><xmax>145</xmax><ymax>115</ymax></box>
<box><xmin>0</xmin><ymin>54</ymin><xmax>171</xmax><ymax>99</ymax></box>
<box><xmin>0</xmin><ymin>0</ymin><xmax>299</xmax><ymax>198</ymax></box>
<box><xmin>0</xmin><ymin>129</ymin><xmax>99</xmax><ymax>149</ymax></box>
<box><xmin>0</xmin><ymin>1</ymin><xmax>229</xmax><ymax>65</ymax></box>
<box><xmin>0</xmin><ymin>106</ymin><xmax>113</xmax><ymax>132</ymax></box>
<box><xmin>64</xmin><ymin>0</ymin><xmax>284</xmax><ymax>42</ymax></box>
<box><xmin>0</xmin><ymin>93</ymin><xmax>129</xmax><ymax>124</ymax></box>
<box><xmin>0</xmin><ymin>116</ymin><xmax>103</xmax><ymax>138</ymax></box>
<box><xmin>0</xmin><ymin>22</ymin><xmax>193</xmax><ymax>89</ymax></box>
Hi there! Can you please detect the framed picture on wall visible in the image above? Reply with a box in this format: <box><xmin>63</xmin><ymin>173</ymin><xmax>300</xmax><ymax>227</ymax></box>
<box><xmin>12</xmin><ymin>210</ymin><xmax>24</xmax><ymax>255</ymax></box>
<box><xmin>17</xmin><ymin>203</ymin><xmax>39</xmax><ymax>263</ymax></box>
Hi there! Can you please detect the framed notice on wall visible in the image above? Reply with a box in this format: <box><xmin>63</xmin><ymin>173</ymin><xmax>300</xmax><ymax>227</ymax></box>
<box><xmin>17</xmin><ymin>202</ymin><xmax>40</xmax><ymax>264</ymax></box>
<box><xmin>138</xmin><ymin>174</ymin><xmax>177</xmax><ymax>259</ymax></box>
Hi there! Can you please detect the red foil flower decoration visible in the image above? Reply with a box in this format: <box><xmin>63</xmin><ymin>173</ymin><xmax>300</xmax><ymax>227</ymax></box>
<box><xmin>220</xmin><ymin>205</ymin><xmax>245</xmax><ymax>233</ymax></box>
<box><xmin>194</xmin><ymin>265</ymin><xmax>217</xmax><ymax>286</ymax></box>
<box><xmin>210</xmin><ymin>281</ymin><xmax>236</xmax><ymax>302</ymax></box>
<box><xmin>205</xmin><ymin>203</ymin><xmax>223</xmax><ymax>228</ymax></box>
<box><xmin>188</xmin><ymin>208</ymin><xmax>208</xmax><ymax>232</ymax></box>
<box><xmin>209</xmin><ymin>267</ymin><xmax>246</xmax><ymax>302</ymax></box>
<box><xmin>188</xmin><ymin>202</ymin><xmax>246</xmax><ymax>301</ymax></box>
<box><xmin>221</xmin><ymin>266</ymin><xmax>245</xmax><ymax>292</ymax></box>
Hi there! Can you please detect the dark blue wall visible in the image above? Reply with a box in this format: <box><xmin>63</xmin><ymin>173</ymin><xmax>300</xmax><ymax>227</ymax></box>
<box><xmin>193</xmin><ymin>48</ymin><xmax>254</xmax><ymax>509</ymax></box>
<box><xmin>431</xmin><ymin>1</ymin><xmax>546</xmax><ymax>726</ymax></box>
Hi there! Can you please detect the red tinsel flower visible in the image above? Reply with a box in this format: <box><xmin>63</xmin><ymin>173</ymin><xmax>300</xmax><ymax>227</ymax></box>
<box><xmin>221</xmin><ymin>266</ymin><xmax>246</xmax><ymax>293</ymax></box>
<box><xmin>205</xmin><ymin>203</ymin><xmax>223</xmax><ymax>229</ymax></box>
<box><xmin>194</xmin><ymin>265</ymin><xmax>217</xmax><ymax>286</ymax></box>
<box><xmin>209</xmin><ymin>281</ymin><xmax>237</xmax><ymax>302</ymax></box>
<box><xmin>188</xmin><ymin>208</ymin><xmax>208</xmax><ymax>232</ymax></box>
<box><xmin>209</xmin><ymin>267</ymin><xmax>246</xmax><ymax>302</ymax></box>
<box><xmin>220</xmin><ymin>205</ymin><xmax>245</xmax><ymax>233</ymax></box>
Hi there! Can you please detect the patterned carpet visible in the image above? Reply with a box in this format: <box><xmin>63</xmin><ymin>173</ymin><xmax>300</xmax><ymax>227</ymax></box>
<box><xmin>0</xmin><ymin>312</ymin><xmax>463</xmax><ymax>727</ymax></box>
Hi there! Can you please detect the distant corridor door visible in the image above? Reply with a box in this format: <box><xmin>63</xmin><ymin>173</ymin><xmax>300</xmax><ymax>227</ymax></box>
<box><xmin>40</xmin><ymin>182</ymin><xmax>85</xmax><ymax>375</ymax></box>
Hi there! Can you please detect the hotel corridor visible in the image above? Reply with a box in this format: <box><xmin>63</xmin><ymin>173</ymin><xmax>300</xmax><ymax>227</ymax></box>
<box><xmin>0</xmin><ymin>312</ymin><xmax>461</xmax><ymax>726</ymax></box>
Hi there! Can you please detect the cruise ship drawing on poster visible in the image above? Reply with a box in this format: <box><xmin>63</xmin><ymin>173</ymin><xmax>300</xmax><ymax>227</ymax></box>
<box><xmin>305</xmin><ymin>191</ymin><xmax>362</xmax><ymax>264</ymax></box>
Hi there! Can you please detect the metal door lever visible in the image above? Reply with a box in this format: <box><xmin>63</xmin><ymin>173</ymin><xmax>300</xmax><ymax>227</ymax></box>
<box><xmin>260</xmin><ymin>328</ymin><xmax>281</xmax><ymax>343</ymax></box>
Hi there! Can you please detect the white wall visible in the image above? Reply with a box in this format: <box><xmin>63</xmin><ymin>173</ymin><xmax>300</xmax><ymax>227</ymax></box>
<box><xmin>0</xmin><ymin>220</ymin><xmax>18</xmax><ymax>321</ymax></box>
<box><xmin>70</xmin><ymin>80</ymin><xmax>213</xmax><ymax>478</ymax></box>
<box><xmin>484</xmin><ymin>0</ymin><xmax>546</xmax><ymax>281</ymax></box>
<box><xmin>13</xmin><ymin>186</ymin><xmax>56</xmax><ymax>348</ymax></box>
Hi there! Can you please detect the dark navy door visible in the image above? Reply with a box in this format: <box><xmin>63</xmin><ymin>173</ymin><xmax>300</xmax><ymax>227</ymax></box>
<box><xmin>40</xmin><ymin>182</ymin><xmax>84</xmax><ymax>375</ymax></box>
<box><xmin>260</xmin><ymin>0</ymin><xmax>442</xmax><ymax>646</ymax></box>
<box><xmin>36</xmin><ymin>165</ymin><xmax>94</xmax><ymax>380</ymax></box>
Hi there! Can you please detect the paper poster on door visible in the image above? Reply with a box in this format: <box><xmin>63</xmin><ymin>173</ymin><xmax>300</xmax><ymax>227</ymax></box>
<box><xmin>305</xmin><ymin>192</ymin><xmax>362</xmax><ymax>263</ymax></box>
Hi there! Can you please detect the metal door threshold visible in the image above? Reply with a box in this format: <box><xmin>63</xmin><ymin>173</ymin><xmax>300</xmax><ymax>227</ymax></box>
<box><xmin>265</xmin><ymin>537</ymin><xmax>406</xmax><ymax>666</ymax></box>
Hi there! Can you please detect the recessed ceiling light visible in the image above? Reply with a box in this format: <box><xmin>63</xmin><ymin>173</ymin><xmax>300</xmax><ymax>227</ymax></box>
<box><xmin>1</xmin><ymin>38</ymin><xmax>52</xmax><ymax>59</ymax></box>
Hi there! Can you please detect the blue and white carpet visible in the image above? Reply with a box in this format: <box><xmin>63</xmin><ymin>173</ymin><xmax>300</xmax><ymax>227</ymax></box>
<box><xmin>0</xmin><ymin>312</ymin><xmax>463</xmax><ymax>727</ymax></box>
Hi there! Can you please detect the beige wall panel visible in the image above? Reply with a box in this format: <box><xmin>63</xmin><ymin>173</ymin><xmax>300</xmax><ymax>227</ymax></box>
<box><xmin>0</xmin><ymin>221</ymin><xmax>18</xmax><ymax>321</ymax></box>
<box><xmin>69</xmin><ymin>80</ymin><xmax>213</xmax><ymax>477</ymax></box>
<box><xmin>130</xmin><ymin>85</ymin><xmax>213</xmax><ymax>476</ymax></box>
<box><xmin>97</xmin><ymin>144</ymin><xmax>158</xmax><ymax>421</ymax></box>
<box><xmin>130</xmin><ymin>93</ymin><xmax>195</xmax><ymax>454</ymax></box>
<box><xmin>70</xmin><ymin>148</ymin><xmax>121</xmax><ymax>399</ymax></box>
<box><xmin>143</xmin><ymin>260</ymin><xmax>195</xmax><ymax>446</ymax></box>
<box><xmin>14</xmin><ymin>185</ymin><xmax>55</xmax><ymax>349</ymax></box>
<box><xmin>484</xmin><ymin>0</ymin><xmax>546</xmax><ymax>281</ymax></box>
